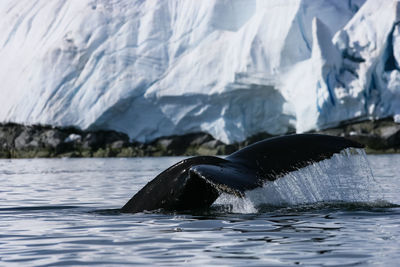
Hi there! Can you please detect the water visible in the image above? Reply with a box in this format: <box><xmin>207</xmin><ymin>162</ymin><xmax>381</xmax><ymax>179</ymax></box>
<box><xmin>0</xmin><ymin>153</ymin><xmax>399</xmax><ymax>266</ymax></box>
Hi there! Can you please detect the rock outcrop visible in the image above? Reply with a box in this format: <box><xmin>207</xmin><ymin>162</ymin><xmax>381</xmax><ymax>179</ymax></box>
<box><xmin>0</xmin><ymin>119</ymin><xmax>399</xmax><ymax>158</ymax></box>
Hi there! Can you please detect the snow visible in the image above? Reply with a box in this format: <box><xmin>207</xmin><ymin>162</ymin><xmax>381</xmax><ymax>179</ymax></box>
<box><xmin>65</xmin><ymin>134</ymin><xmax>82</xmax><ymax>143</ymax></box>
<box><xmin>0</xmin><ymin>0</ymin><xmax>399</xmax><ymax>144</ymax></box>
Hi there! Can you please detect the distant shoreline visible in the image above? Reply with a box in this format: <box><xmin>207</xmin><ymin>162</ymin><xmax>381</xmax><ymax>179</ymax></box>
<box><xmin>0</xmin><ymin>118</ymin><xmax>399</xmax><ymax>158</ymax></box>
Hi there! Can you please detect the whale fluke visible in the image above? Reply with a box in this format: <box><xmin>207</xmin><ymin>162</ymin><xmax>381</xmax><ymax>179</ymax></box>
<box><xmin>121</xmin><ymin>134</ymin><xmax>363</xmax><ymax>213</ymax></box>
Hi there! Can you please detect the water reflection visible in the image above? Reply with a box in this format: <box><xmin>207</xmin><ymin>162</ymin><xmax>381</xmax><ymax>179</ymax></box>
<box><xmin>0</xmin><ymin>156</ymin><xmax>399</xmax><ymax>266</ymax></box>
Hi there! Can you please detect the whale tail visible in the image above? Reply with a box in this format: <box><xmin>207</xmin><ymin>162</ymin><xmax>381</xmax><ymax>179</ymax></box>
<box><xmin>120</xmin><ymin>156</ymin><xmax>226</xmax><ymax>213</ymax></box>
<box><xmin>121</xmin><ymin>134</ymin><xmax>364</xmax><ymax>213</ymax></box>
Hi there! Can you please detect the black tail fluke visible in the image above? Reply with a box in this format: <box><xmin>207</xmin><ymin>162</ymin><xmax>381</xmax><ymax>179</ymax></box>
<box><xmin>122</xmin><ymin>134</ymin><xmax>364</xmax><ymax>213</ymax></box>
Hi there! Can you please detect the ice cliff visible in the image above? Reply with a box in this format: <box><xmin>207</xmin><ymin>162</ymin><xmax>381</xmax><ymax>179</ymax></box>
<box><xmin>0</xmin><ymin>0</ymin><xmax>399</xmax><ymax>144</ymax></box>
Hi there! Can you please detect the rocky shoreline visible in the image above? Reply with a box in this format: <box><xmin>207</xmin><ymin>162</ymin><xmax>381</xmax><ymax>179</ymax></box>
<box><xmin>0</xmin><ymin>119</ymin><xmax>399</xmax><ymax>158</ymax></box>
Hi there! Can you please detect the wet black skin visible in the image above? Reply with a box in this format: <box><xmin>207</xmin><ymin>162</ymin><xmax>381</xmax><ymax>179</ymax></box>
<box><xmin>121</xmin><ymin>134</ymin><xmax>364</xmax><ymax>213</ymax></box>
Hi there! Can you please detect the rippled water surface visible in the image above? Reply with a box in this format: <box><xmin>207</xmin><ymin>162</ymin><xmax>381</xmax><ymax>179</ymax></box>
<box><xmin>1</xmin><ymin>154</ymin><xmax>400</xmax><ymax>266</ymax></box>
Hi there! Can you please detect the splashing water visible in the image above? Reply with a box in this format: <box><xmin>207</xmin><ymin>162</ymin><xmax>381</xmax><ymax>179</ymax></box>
<box><xmin>213</xmin><ymin>149</ymin><xmax>383</xmax><ymax>213</ymax></box>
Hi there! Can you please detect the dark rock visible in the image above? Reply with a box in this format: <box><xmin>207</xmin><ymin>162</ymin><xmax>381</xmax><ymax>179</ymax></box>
<box><xmin>0</xmin><ymin>123</ymin><xmax>24</xmax><ymax>149</ymax></box>
<box><xmin>0</xmin><ymin>118</ymin><xmax>399</xmax><ymax>158</ymax></box>
<box><xmin>111</xmin><ymin>140</ymin><xmax>125</xmax><ymax>149</ymax></box>
<box><xmin>241</xmin><ymin>132</ymin><xmax>274</xmax><ymax>147</ymax></box>
<box><xmin>150</xmin><ymin>132</ymin><xmax>217</xmax><ymax>155</ymax></box>
<box><xmin>189</xmin><ymin>133</ymin><xmax>214</xmax><ymax>146</ymax></box>
<box><xmin>82</xmin><ymin>131</ymin><xmax>129</xmax><ymax>149</ymax></box>
<box><xmin>217</xmin><ymin>144</ymin><xmax>238</xmax><ymax>155</ymax></box>
<box><xmin>156</xmin><ymin>138</ymin><xmax>173</xmax><ymax>151</ymax></box>
<box><xmin>202</xmin><ymin>140</ymin><xmax>223</xmax><ymax>149</ymax></box>
<box><xmin>40</xmin><ymin>129</ymin><xmax>64</xmax><ymax>148</ymax></box>
<box><xmin>14</xmin><ymin>128</ymin><xmax>38</xmax><ymax>150</ymax></box>
<box><xmin>379</xmin><ymin>125</ymin><xmax>400</xmax><ymax>147</ymax></box>
<box><xmin>318</xmin><ymin>118</ymin><xmax>400</xmax><ymax>151</ymax></box>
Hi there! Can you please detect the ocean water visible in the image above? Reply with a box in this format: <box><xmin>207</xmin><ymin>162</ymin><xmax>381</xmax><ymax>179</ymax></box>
<box><xmin>1</xmin><ymin>152</ymin><xmax>399</xmax><ymax>266</ymax></box>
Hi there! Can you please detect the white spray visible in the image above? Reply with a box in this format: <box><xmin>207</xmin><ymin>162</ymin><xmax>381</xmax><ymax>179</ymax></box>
<box><xmin>213</xmin><ymin>149</ymin><xmax>382</xmax><ymax>213</ymax></box>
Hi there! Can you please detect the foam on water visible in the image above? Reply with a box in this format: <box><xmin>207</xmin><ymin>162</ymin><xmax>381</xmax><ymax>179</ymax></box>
<box><xmin>214</xmin><ymin>149</ymin><xmax>383</xmax><ymax>213</ymax></box>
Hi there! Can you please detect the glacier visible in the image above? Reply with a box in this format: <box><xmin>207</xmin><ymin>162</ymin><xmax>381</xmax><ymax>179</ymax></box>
<box><xmin>0</xmin><ymin>0</ymin><xmax>399</xmax><ymax>144</ymax></box>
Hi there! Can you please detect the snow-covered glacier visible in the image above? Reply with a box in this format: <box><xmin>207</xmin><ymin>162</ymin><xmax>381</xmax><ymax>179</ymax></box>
<box><xmin>0</xmin><ymin>0</ymin><xmax>399</xmax><ymax>143</ymax></box>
